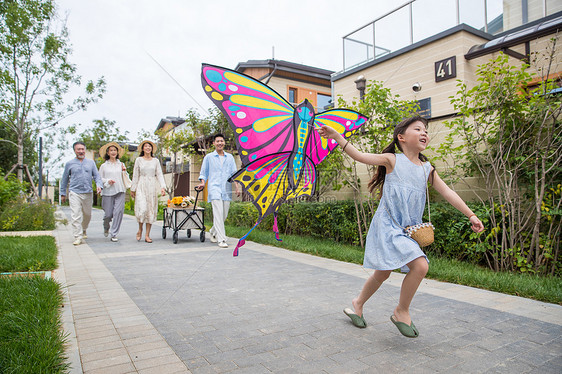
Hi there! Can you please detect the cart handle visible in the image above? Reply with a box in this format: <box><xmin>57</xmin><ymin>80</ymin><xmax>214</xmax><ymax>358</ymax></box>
<box><xmin>194</xmin><ymin>185</ymin><xmax>204</xmax><ymax>192</ymax></box>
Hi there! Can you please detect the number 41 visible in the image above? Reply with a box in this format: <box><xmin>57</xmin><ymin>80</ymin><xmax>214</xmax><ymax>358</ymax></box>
<box><xmin>437</xmin><ymin>59</ymin><xmax>453</xmax><ymax>78</ymax></box>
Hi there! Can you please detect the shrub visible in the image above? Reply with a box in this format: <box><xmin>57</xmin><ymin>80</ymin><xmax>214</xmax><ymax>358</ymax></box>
<box><xmin>210</xmin><ymin>200</ymin><xmax>374</xmax><ymax>246</ymax></box>
<box><xmin>0</xmin><ymin>199</ymin><xmax>55</xmax><ymax>231</ymax></box>
<box><xmin>0</xmin><ymin>177</ymin><xmax>25</xmax><ymax>210</ymax></box>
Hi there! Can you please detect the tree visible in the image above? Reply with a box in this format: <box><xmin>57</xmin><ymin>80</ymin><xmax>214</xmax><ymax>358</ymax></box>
<box><xmin>76</xmin><ymin>118</ymin><xmax>130</xmax><ymax>154</ymax></box>
<box><xmin>336</xmin><ymin>82</ymin><xmax>419</xmax><ymax>246</ymax></box>
<box><xmin>0</xmin><ymin>0</ymin><xmax>105</xmax><ymax>182</ymax></box>
<box><xmin>437</xmin><ymin>48</ymin><xmax>562</xmax><ymax>275</ymax></box>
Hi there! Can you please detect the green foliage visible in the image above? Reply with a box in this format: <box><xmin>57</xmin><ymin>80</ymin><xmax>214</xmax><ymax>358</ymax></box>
<box><xmin>0</xmin><ymin>277</ymin><xmax>68</xmax><ymax>373</ymax></box>
<box><xmin>435</xmin><ymin>50</ymin><xmax>562</xmax><ymax>275</ymax></box>
<box><xmin>0</xmin><ymin>0</ymin><xmax>105</xmax><ymax>182</ymax></box>
<box><xmin>426</xmin><ymin>256</ymin><xmax>561</xmax><ymax>304</ymax></box>
<box><xmin>0</xmin><ymin>236</ymin><xmax>57</xmax><ymax>272</ymax></box>
<box><xmin>0</xmin><ymin>126</ymin><xmax>36</xmax><ymax>178</ymax></box>
<box><xmin>0</xmin><ymin>198</ymin><xmax>55</xmax><ymax>231</ymax></box>
<box><xmin>76</xmin><ymin>118</ymin><xmax>130</xmax><ymax>153</ymax></box>
<box><xmin>0</xmin><ymin>176</ymin><xmax>25</xmax><ymax>209</ymax></box>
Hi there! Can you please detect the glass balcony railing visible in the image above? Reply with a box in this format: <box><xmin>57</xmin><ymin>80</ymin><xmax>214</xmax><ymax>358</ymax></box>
<box><xmin>341</xmin><ymin>0</ymin><xmax>562</xmax><ymax>72</ymax></box>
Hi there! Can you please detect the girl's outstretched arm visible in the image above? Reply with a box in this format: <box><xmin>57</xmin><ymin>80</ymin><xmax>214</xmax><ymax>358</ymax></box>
<box><xmin>430</xmin><ymin>169</ymin><xmax>485</xmax><ymax>233</ymax></box>
<box><xmin>316</xmin><ymin>125</ymin><xmax>394</xmax><ymax>168</ymax></box>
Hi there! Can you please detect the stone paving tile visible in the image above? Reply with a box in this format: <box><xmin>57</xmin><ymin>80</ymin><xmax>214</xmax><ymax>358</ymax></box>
<box><xmin>84</xmin><ymin>362</ymin><xmax>136</xmax><ymax>374</ymax></box>
<box><xmin>82</xmin><ymin>353</ymin><xmax>132</xmax><ymax>372</ymax></box>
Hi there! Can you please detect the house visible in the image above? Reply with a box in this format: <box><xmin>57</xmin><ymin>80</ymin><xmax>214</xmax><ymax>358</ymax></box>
<box><xmin>331</xmin><ymin>0</ymin><xmax>562</xmax><ymax>200</ymax></box>
<box><xmin>155</xmin><ymin>116</ymin><xmax>193</xmax><ymax>197</ymax></box>
<box><xmin>235</xmin><ymin>59</ymin><xmax>334</xmax><ymax>112</ymax></box>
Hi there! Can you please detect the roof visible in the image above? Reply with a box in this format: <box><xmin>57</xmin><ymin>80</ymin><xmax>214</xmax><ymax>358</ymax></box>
<box><xmin>155</xmin><ymin>116</ymin><xmax>186</xmax><ymax>132</ymax></box>
<box><xmin>465</xmin><ymin>12</ymin><xmax>562</xmax><ymax>60</ymax></box>
<box><xmin>235</xmin><ymin>59</ymin><xmax>334</xmax><ymax>81</ymax></box>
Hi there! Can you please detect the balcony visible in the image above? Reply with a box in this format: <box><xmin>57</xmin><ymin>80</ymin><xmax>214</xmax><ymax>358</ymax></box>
<box><xmin>342</xmin><ymin>0</ymin><xmax>562</xmax><ymax>72</ymax></box>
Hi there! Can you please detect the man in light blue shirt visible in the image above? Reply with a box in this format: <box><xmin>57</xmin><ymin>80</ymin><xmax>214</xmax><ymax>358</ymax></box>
<box><xmin>61</xmin><ymin>141</ymin><xmax>103</xmax><ymax>245</ymax></box>
<box><xmin>198</xmin><ymin>134</ymin><xmax>240</xmax><ymax>248</ymax></box>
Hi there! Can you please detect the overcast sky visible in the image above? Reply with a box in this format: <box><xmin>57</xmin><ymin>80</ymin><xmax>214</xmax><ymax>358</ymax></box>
<box><xmin>54</xmin><ymin>0</ymin><xmax>399</xmax><ymax>141</ymax></box>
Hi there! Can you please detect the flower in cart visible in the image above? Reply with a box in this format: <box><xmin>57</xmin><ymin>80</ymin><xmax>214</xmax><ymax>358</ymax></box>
<box><xmin>171</xmin><ymin>196</ymin><xmax>183</xmax><ymax>206</ymax></box>
<box><xmin>183</xmin><ymin>196</ymin><xmax>195</xmax><ymax>206</ymax></box>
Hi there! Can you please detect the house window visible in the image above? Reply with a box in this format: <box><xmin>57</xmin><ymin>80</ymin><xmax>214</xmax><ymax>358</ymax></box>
<box><xmin>288</xmin><ymin>87</ymin><xmax>297</xmax><ymax>105</ymax></box>
<box><xmin>317</xmin><ymin>93</ymin><xmax>332</xmax><ymax>112</ymax></box>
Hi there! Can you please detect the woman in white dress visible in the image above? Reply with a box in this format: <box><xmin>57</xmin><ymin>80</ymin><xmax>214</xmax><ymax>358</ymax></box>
<box><xmin>130</xmin><ymin>140</ymin><xmax>166</xmax><ymax>243</ymax></box>
<box><xmin>99</xmin><ymin>142</ymin><xmax>128</xmax><ymax>242</ymax></box>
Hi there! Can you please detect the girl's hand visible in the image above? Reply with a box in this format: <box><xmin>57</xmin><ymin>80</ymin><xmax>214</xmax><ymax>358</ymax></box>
<box><xmin>470</xmin><ymin>215</ymin><xmax>484</xmax><ymax>233</ymax></box>
<box><xmin>161</xmin><ymin>188</ymin><xmax>166</xmax><ymax>196</ymax></box>
<box><xmin>316</xmin><ymin>125</ymin><xmax>338</xmax><ymax>139</ymax></box>
<box><xmin>108</xmin><ymin>179</ymin><xmax>115</xmax><ymax>185</ymax></box>
<box><xmin>130</xmin><ymin>191</ymin><xmax>135</xmax><ymax>198</ymax></box>
<box><xmin>122</xmin><ymin>164</ymin><xmax>127</xmax><ymax>171</ymax></box>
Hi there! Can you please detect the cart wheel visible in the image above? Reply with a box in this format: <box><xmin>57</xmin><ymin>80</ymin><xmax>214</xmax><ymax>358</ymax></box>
<box><xmin>200</xmin><ymin>230</ymin><xmax>205</xmax><ymax>242</ymax></box>
<box><xmin>186</xmin><ymin>229</ymin><xmax>191</xmax><ymax>238</ymax></box>
<box><xmin>162</xmin><ymin>227</ymin><xmax>166</xmax><ymax>239</ymax></box>
<box><xmin>173</xmin><ymin>231</ymin><xmax>178</xmax><ymax>244</ymax></box>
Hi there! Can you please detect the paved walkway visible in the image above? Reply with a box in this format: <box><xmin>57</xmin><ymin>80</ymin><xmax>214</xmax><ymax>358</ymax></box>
<box><xmin>49</xmin><ymin>207</ymin><xmax>561</xmax><ymax>373</ymax></box>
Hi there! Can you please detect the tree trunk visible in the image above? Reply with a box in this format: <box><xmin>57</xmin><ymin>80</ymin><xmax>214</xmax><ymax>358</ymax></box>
<box><xmin>17</xmin><ymin>131</ymin><xmax>24</xmax><ymax>182</ymax></box>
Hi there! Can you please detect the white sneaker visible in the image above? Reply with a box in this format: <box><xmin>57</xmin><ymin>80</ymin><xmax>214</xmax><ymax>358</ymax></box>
<box><xmin>73</xmin><ymin>238</ymin><xmax>83</xmax><ymax>246</ymax></box>
<box><xmin>218</xmin><ymin>241</ymin><xmax>228</xmax><ymax>248</ymax></box>
<box><xmin>110</xmin><ymin>237</ymin><xmax>118</xmax><ymax>242</ymax></box>
<box><xmin>210</xmin><ymin>233</ymin><xmax>217</xmax><ymax>243</ymax></box>
<box><xmin>82</xmin><ymin>231</ymin><xmax>88</xmax><ymax>239</ymax></box>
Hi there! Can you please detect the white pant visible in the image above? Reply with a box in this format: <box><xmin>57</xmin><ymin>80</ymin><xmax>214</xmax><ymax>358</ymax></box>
<box><xmin>69</xmin><ymin>191</ymin><xmax>93</xmax><ymax>239</ymax></box>
<box><xmin>210</xmin><ymin>200</ymin><xmax>230</xmax><ymax>243</ymax></box>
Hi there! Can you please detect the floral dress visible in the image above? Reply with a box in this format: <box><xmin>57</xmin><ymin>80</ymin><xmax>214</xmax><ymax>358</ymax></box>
<box><xmin>131</xmin><ymin>157</ymin><xmax>166</xmax><ymax>223</ymax></box>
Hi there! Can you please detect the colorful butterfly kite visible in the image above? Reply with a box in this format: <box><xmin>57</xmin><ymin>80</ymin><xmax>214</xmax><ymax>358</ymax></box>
<box><xmin>201</xmin><ymin>64</ymin><xmax>367</xmax><ymax>256</ymax></box>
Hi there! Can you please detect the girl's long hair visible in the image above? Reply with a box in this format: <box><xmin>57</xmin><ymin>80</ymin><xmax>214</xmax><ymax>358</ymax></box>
<box><xmin>367</xmin><ymin>116</ymin><xmax>432</xmax><ymax>196</ymax></box>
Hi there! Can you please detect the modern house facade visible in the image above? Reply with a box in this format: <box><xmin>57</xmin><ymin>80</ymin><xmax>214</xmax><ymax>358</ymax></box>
<box><xmin>331</xmin><ymin>0</ymin><xmax>561</xmax><ymax>200</ymax></box>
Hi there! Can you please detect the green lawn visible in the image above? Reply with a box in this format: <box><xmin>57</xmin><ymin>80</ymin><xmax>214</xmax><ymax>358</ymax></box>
<box><xmin>0</xmin><ymin>236</ymin><xmax>58</xmax><ymax>272</ymax></box>
<box><xmin>0</xmin><ymin>235</ymin><xmax>67</xmax><ymax>373</ymax></box>
<box><xmin>0</xmin><ymin>277</ymin><xmax>68</xmax><ymax>373</ymax></box>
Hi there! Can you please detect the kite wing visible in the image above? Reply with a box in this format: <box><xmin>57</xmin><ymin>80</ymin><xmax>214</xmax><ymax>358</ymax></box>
<box><xmin>307</xmin><ymin>109</ymin><xmax>367</xmax><ymax>165</ymax></box>
<box><xmin>201</xmin><ymin>64</ymin><xmax>295</xmax><ymax>165</ymax></box>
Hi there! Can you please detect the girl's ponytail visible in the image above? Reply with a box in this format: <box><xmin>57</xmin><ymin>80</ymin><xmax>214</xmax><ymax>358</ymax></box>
<box><xmin>367</xmin><ymin>139</ymin><xmax>397</xmax><ymax>195</ymax></box>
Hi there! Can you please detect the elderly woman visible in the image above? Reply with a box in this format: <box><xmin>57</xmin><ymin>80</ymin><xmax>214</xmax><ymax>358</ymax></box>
<box><xmin>98</xmin><ymin>142</ymin><xmax>129</xmax><ymax>242</ymax></box>
<box><xmin>130</xmin><ymin>140</ymin><xmax>166</xmax><ymax>243</ymax></box>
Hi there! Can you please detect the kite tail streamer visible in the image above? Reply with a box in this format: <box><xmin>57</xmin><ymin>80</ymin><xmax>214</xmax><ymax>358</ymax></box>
<box><xmin>272</xmin><ymin>214</ymin><xmax>282</xmax><ymax>242</ymax></box>
<box><xmin>233</xmin><ymin>220</ymin><xmax>260</xmax><ymax>256</ymax></box>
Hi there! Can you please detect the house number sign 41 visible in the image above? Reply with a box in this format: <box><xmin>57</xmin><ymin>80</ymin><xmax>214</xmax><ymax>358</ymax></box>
<box><xmin>435</xmin><ymin>56</ymin><xmax>456</xmax><ymax>82</ymax></box>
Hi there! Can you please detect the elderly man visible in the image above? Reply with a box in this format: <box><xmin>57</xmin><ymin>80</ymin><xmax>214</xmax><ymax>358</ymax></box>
<box><xmin>198</xmin><ymin>134</ymin><xmax>240</xmax><ymax>248</ymax></box>
<box><xmin>61</xmin><ymin>141</ymin><xmax>103</xmax><ymax>246</ymax></box>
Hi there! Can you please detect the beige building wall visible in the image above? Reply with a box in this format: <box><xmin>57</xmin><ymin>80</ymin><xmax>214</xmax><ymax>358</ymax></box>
<box><xmin>332</xmin><ymin>27</ymin><xmax>560</xmax><ymax>201</ymax></box>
